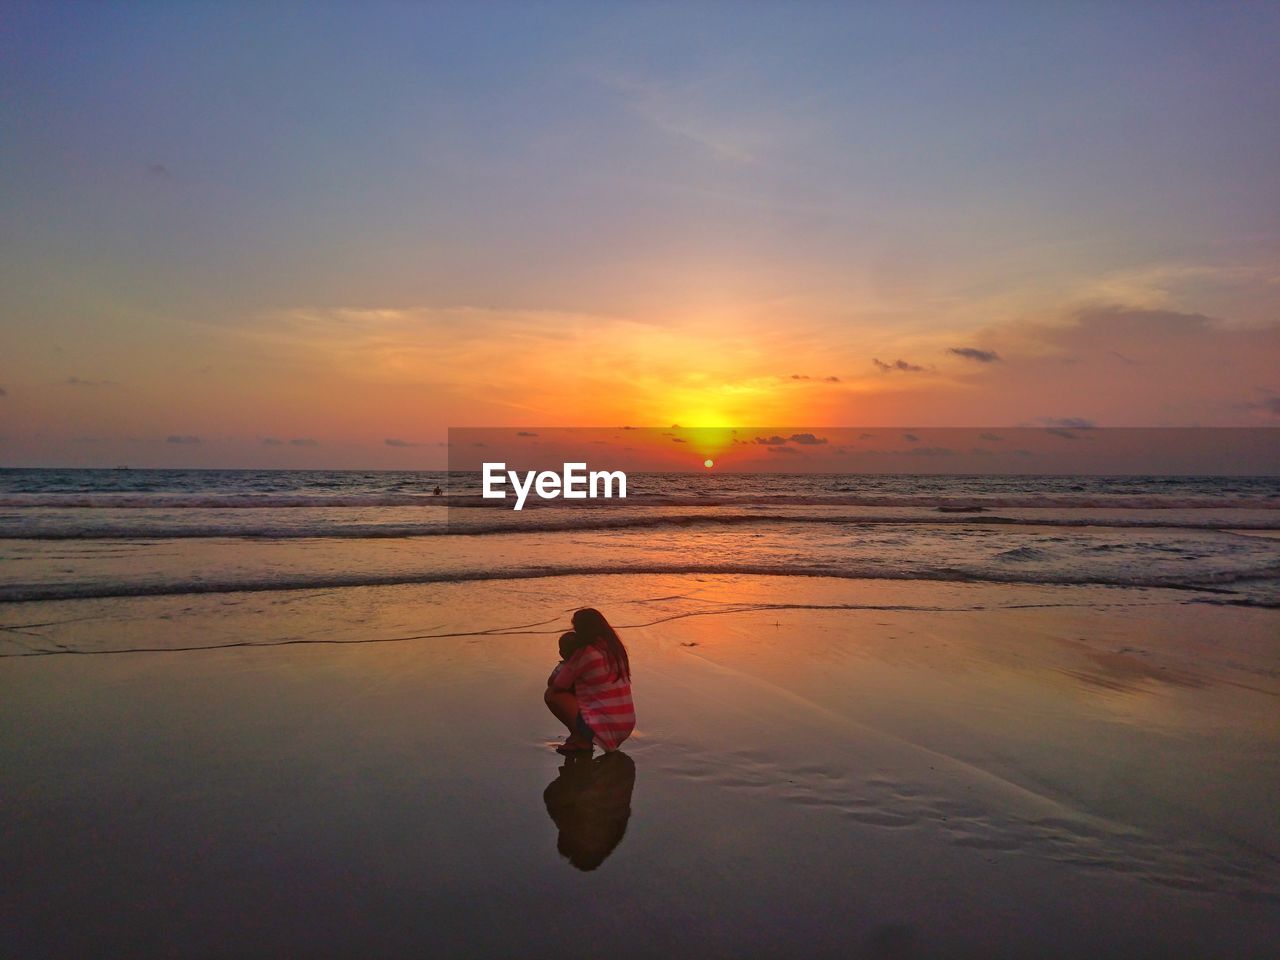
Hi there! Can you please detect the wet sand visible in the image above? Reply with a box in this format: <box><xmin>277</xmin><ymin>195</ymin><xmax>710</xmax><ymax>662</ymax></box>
<box><xmin>2</xmin><ymin>575</ymin><xmax>1278</xmax><ymax>958</ymax></box>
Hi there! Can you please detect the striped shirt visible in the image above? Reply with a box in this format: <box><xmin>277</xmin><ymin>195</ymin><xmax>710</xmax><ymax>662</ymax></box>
<box><xmin>550</xmin><ymin>642</ymin><xmax>635</xmax><ymax>751</ymax></box>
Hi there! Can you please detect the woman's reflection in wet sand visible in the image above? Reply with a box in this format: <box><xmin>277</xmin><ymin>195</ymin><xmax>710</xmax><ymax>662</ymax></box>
<box><xmin>543</xmin><ymin>751</ymin><xmax>636</xmax><ymax>871</ymax></box>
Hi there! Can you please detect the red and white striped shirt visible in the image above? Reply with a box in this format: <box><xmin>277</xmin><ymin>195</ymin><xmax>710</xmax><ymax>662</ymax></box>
<box><xmin>550</xmin><ymin>642</ymin><xmax>635</xmax><ymax>751</ymax></box>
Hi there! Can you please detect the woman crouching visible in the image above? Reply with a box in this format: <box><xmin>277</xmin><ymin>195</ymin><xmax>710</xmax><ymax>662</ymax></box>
<box><xmin>544</xmin><ymin>608</ymin><xmax>635</xmax><ymax>755</ymax></box>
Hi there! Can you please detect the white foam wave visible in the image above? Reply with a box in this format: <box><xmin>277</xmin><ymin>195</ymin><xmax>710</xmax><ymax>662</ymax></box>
<box><xmin>1</xmin><ymin>492</ymin><xmax>1278</xmax><ymax>511</ymax></box>
<box><xmin>0</xmin><ymin>494</ymin><xmax>446</xmax><ymax>509</ymax></box>
<box><xmin>3</xmin><ymin>511</ymin><xmax>1279</xmax><ymax>540</ymax></box>
<box><xmin>3</xmin><ymin>562</ymin><xmax>1276</xmax><ymax>604</ymax></box>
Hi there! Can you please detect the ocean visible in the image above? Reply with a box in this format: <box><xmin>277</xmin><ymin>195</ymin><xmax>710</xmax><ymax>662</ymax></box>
<box><xmin>5</xmin><ymin>469</ymin><xmax>1280</xmax><ymax>955</ymax></box>
<box><xmin>2</xmin><ymin>468</ymin><xmax>1278</xmax><ymax>610</ymax></box>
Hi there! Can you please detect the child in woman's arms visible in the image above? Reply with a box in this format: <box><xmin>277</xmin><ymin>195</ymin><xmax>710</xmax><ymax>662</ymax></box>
<box><xmin>548</xmin><ymin>631</ymin><xmax>583</xmax><ymax>687</ymax></box>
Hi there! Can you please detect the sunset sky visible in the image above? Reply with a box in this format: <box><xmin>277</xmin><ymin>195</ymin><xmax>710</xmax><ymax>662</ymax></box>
<box><xmin>2</xmin><ymin>2</ymin><xmax>1278</xmax><ymax>468</ymax></box>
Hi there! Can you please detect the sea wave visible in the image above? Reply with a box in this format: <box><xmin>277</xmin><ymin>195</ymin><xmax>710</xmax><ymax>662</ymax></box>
<box><xmin>3</xmin><ymin>561</ymin><xmax>1277</xmax><ymax>605</ymax></box>
<box><xmin>3</xmin><ymin>511</ymin><xmax>1280</xmax><ymax>540</ymax></box>
<box><xmin>2</xmin><ymin>492</ymin><xmax>1278</xmax><ymax>510</ymax></box>
<box><xmin>0</xmin><ymin>494</ymin><xmax>447</xmax><ymax>509</ymax></box>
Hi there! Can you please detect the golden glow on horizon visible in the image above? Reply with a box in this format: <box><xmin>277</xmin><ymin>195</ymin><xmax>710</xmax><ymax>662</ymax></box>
<box><xmin>668</xmin><ymin>403</ymin><xmax>736</xmax><ymax>428</ymax></box>
<box><xmin>678</xmin><ymin>426</ymin><xmax>737</xmax><ymax>461</ymax></box>
<box><xmin>10</xmin><ymin>279</ymin><xmax>1280</xmax><ymax>470</ymax></box>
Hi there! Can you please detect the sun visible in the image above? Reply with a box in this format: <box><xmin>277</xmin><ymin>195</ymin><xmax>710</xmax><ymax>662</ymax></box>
<box><xmin>704</xmin><ymin>459</ymin><xmax>714</xmax><ymax>468</ymax></box>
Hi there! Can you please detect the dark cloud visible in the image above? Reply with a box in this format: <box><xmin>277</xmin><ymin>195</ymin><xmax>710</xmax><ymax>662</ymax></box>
<box><xmin>1242</xmin><ymin>396</ymin><xmax>1280</xmax><ymax>416</ymax></box>
<box><xmin>289</xmin><ymin>438</ymin><xmax>319</xmax><ymax>447</ymax></box>
<box><xmin>824</xmin><ymin>376</ymin><xmax>841</xmax><ymax>383</ymax></box>
<box><xmin>872</xmin><ymin>358</ymin><xmax>925</xmax><ymax>373</ymax></box>
<box><xmin>979</xmin><ymin>432</ymin><xmax>1002</xmax><ymax>441</ymax></box>
<box><xmin>262</xmin><ymin>438</ymin><xmax>285</xmax><ymax>446</ymax></box>
<box><xmin>1063</xmin><ymin>306</ymin><xmax>1214</xmax><ymax>340</ymax></box>
<box><xmin>516</xmin><ymin>431</ymin><xmax>539</xmax><ymax>437</ymax></box>
<box><xmin>1240</xmin><ymin>389</ymin><xmax>1280</xmax><ymax>416</ymax></box>
<box><xmin>790</xmin><ymin>374</ymin><xmax>811</xmax><ymax>380</ymax></box>
<box><xmin>0</xmin><ymin>386</ymin><xmax>6</xmax><ymax>397</ymax></box>
<box><xmin>788</xmin><ymin>433</ymin><xmax>828</xmax><ymax>445</ymax></box>
<box><xmin>754</xmin><ymin>435</ymin><xmax>789</xmax><ymax>446</ymax></box>
<box><xmin>145</xmin><ymin>163</ymin><xmax>171</xmax><ymax>180</ymax></box>
<box><xmin>948</xmin><ymin>347</ymin><xmax>1000</xmax><ymax>363</ymax></box>
<box><xmin>902</xmin><ymin>433</ymin><xmax>919</xmax><ymax>442</ymax></box>
<box><xmin>166</xmin><ymin>435</ymin><xmax>201</xmax><ymax>445</ymax></box>
<box><xmin>66</xmin><ymin>376</ymin><xmax>119</xmax><ymax>387</ymax></box>
<box><xmin>855</xmin><ymin>446</ymin><xmax>960</xmax><ymax>458</ymax></box>
<box><xmin>1040</xmin><ymin>417</ymin><xmax>1095</xmax><ymax>429</ymax></box>
<box><xmin>385</xmin><ymin>438</ymin><xmax>422</xmax><ymax>447</ymax></box>
<box><xmin>789</xmin><ymin>374</ymin><xmax>842</xmax><ymax>383</ymax></box>
<box><xmin>671</xmin><ymin>437</ymin><xmax>687</xmax><ymax>443</ymax></box>
<box><xmin>1110</xmin><ymin>351</ymin><xmax>1142</xmax><ymax>366</ymax></box>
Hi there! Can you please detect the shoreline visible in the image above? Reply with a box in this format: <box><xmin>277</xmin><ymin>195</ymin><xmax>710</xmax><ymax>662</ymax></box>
<box><xmin>4</xmin><ymin>575</ymin><xmax>1278</xmax><ymax>956</ymax></box>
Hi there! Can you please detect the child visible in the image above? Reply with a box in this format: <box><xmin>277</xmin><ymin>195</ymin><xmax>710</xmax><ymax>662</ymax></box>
<box><xmin>548</xmin><ymin>631</ymin><xmax>583</xmax><ymax>688</ymax></box>
<box><xmin>544</xmin><ymin>608</ymin><xmax>635</xmax><ymax>755</ymax></box>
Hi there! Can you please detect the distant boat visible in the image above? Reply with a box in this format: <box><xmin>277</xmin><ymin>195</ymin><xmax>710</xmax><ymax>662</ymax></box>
<box><xmin>112</xmin><ymin>465</ymin><xmax>131</xmax><ymax>470</ymax></box>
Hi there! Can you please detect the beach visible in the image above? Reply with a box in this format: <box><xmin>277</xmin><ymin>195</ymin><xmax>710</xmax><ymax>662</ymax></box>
<box><xmin>4</xmin><ymin>569</ymin><xmax>1278</xmax><ymax>958</ymax></box>
<box><xmin>8</xmin><ymin>4</ymin><xmax>1280</xmax><ymax>953</ymax></box>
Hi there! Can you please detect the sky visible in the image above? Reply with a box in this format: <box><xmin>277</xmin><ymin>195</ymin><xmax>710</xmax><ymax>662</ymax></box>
<box><xmin>1</xmin><ymin>1</ymin><xmax>1278</xmax><ymax>469</ymax></box>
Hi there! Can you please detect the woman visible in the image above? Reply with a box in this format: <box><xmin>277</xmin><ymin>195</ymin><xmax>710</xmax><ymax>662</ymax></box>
<box><xmin>544</xmin><ymin>608</ymin><xmax>635</xmax><ymax>754</ymax></box>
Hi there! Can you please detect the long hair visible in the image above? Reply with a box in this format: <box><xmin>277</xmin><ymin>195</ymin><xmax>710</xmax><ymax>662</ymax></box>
<box><xmin>571</xmin><ymin>608</ymin><xmax>630</xmax><ymax>682</ymax></box>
